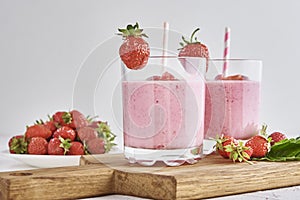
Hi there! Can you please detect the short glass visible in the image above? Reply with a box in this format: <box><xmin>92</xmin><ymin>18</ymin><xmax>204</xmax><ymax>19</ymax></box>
<box><xmin>204</xmin><ymin>59</ymin><xmax>262</xmax><ymax>140</ymax></box>
<box><xmin>122</xmin><ymin>56</ymin><xmax>206</xmax><ymax>166</ymax></box>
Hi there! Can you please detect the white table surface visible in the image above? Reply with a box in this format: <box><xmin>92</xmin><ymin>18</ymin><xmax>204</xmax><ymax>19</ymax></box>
<box><xmin>1</xmin><ymin>134</ymin><xmax>299</xmax><ymax>200</ymax></box>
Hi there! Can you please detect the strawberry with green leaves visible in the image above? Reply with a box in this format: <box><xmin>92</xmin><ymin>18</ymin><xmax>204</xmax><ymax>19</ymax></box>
<box><xmin>48</xmin><ymin>137</ymin><xmax>71</xmax><ymax>155</ymax></box>
<box><xmin>227</xmin><ymin>141</ymin><xmax>253</xmax><ymax>164</ymax></box>
<box><xmin>67</xmin><ymin>141</ymin><xmax>84</xmax><ymax>155</ymax></box>
<box><xmin>96</xmin><ymin>122</ymin><xmax>116</xmax><ymax>152</ymax></box>
<box><xmin>118</xmin><ymin>22</ymin><xmax>150</xmax><ymax>70</ymax></box>
<box><xmin>8</xmin><ymin>135</ymin><xmax>28</xmax><ymax>154</ymax></box>
<box><xmin>178</xmin><ymin>28</ymin><xmax>209</xmax><ymax>58</ymax></box>
<box><xmin>245</xmin><ymin>125</ymin><xmax>270</xmax><ymax>158</ymax></box>
<box><xmin>215</xmin><ymin>135</ymin><xmax>253</xmax><ymax>163</ymax></box>
<box><xmin>53</xmin><ymin>126</ymin><xmax>76</xmax><ymax>141</ymax></box>
<box><xmin>215</xmin><ymin>135</ymin><xmax>238</xmax><ymax>158</ymax></box>
<box><xmin>52</xmin><ymin>110</ymin><xmax>89</xmax><ymax>130</ymax></box>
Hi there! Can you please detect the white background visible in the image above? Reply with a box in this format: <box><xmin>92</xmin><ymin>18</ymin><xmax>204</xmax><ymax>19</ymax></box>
<box><xmin>1</xmin><ymin>0</ymin><xmax>300</xmax><ymax>144</ymax></box>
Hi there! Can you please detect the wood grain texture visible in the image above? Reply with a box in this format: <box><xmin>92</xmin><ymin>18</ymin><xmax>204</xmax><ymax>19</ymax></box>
<box><xmin>0</xmin><ymin>164</ymin><xmax>114</xmax><ymax>200</ymax></box>
<box><xmin>82</xmin><ymin>153</ymin><xmax>300</xmax><ymax>200</ymax></box>
<box><xmin>1</xmin><ymin>153</ymin><xmax>300</xmax><ymax>200</ymax></box>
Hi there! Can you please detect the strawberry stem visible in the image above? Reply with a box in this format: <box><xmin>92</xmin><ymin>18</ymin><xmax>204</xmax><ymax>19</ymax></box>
<box><xmin>190</xmin><ymin>28</ymin><xmax>200</xmax><ymax>43</ymax></box>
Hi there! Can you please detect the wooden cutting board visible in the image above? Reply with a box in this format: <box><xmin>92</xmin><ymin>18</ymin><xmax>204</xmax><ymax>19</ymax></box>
<box><xmin>0</xmin><ymin>153</ymin><xmax>300</xmax><ymax>200</ymax></box>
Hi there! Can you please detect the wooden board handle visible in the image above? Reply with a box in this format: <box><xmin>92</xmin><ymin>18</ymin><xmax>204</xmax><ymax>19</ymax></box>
<box><xmin>0</xmin><ymin>164</ymin><xmax>114</xmax><ymax>200</ymax></box>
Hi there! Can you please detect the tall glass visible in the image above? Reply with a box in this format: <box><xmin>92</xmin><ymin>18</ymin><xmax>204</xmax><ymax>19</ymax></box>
<box><xmin>205</xmin><ymin>59</ymin><xmax>262</xmax><ymax>140</ymax></box>
<box><xmin>122</xmin><ymin>56</ymin><xmax>206</xmax><ymax>166</ymax></box>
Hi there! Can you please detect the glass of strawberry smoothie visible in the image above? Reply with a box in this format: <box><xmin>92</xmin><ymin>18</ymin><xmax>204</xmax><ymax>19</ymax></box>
<box><xmin>204</xmin><ymin>59</ymin><xmax>262</xmax><ymax>140</ymax></box>
<box><xmin>122</xmin><ymin>56</ymin><xmax>206</xmax><ymax>166</ymax></box>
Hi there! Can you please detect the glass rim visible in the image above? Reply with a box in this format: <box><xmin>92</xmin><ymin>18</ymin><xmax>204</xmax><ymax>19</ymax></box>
<box><xmin>149</xmin><ymin>56</ymin><xmax>262</xmax><ymax>62</ymax></box>
<box><xmin>208</xmin><ymin>58</ymin><xmax>262</xmax><ymax>62</ymax></box>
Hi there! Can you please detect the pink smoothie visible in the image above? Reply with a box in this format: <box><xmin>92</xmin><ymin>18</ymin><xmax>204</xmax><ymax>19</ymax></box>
<box><xmin>204</xmin><ymin>80</ymin><xmax>260</xmax><ymax>140</ymax></box>
<box><xmin>122</xmin><ymin>80</ymin><xmax>204</xmax><ymax>149</ymax></box>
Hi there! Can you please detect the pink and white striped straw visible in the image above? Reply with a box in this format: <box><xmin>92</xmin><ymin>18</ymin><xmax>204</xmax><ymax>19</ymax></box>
<box><xmin>162</xmin><ymin>21</ymin><xmax>169</xmax><ymax>67</ymax></box>
<box><xmin>223</xmin><ymin>27</ymin><xmax>231</xmax><ymax>77</ymax></box>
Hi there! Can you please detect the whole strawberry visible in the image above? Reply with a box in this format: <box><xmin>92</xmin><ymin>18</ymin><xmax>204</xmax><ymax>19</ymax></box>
<box><xmin>178</xmin><ymin>28</ymin><xmax>209</xmax><ymax>58</ymax></box>
<box><xmin>43</xmin><ymin>120</ymin><xmax>58</xmax><ymax>133</ymax></box>
<box><xmin>227</xmin><ymin>141</ymin><xmax>253</xmax><ymax>163</ymax></box>
<box><xmin>52</xmin><ymin>110</ymin><xmax>88</xmax><ymax>130</ymax></box>
<box><xmin>67</xmin><ymin>141</ymin><xmax>84</xmax><ymax>155</ymax></box>
<box><xmin>77</xmin><ymin>126</ymin><xmax>98</xmax><ymax>142</ymax></box>
<box><xmin>8</xmin><ymin>135</ymin><xmax>28</xmax><ymax>154</ymax></box>
<box><xmin>118</xmin><ymin>22</ymin><xmax>150</xmax><ymax>70</ymax></box>
<box><xmin>68</xmin><ymin>110</ymin><xmax>89</xmax><ymax>129</ymax></box>
<box><xmin>86</xmin><ymin>138</ymin><xmax>105</xmax><ymax>154</ymax></box>
<box><xmin>52</xmin><ymin>111</ymin><xmax>68</xmax><ymax>126</ymax></box>
<box><xmin>215</xmin><ymin>135</ymin><xmax>238</xmax><ymax>158</ymax></box>
<box><xmin>53</xmin><ymin>126</ymin><xmax>76</xmax><ymax>141</ymax></box>
<box><xmin>35</xmin><ymin>116</ymin><xmax>58</xmax><ymax>133</ymax></box>
<box><xmin>245</xmin><ymin>135</ymin><xmax>269</xmax><ymax>158</ymax></box>
<box><xmin>25</xmin><ymin>124</ymin><xmax>52</xmax><ymax>140</ymax></box>
<box><xmin>268</xmin><ymin>132</ymin><xmax>287</xmax><ymax>146</ymax></box>
<box><xmin>48</xmin><ymin>137</ymin><xmax>71</xmax><ymax>155</ymax></box>
<box><xmin>27</xmin><ymin>137</ymin><xmax>48</xmax><ymax>155</ymax></box>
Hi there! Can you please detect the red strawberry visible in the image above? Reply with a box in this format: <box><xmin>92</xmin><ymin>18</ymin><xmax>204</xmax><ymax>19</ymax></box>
<box><xmin>53</xmin><ymin>126</ymin><xmax>76</xmax><ymax>141</ymax></box>
<box><xmin>77</xmin><ymin>126</ymin><xmax>97</xmax><ymax>142</ymax></box>
<box><xmin>118</xmin><ymin>23</ymin><xmax>150</xmax><ymax>70</ymax></box>
<box><xmin>178</xmin><ymin>28</ymin><xmax>209</xmax><ymax>58</ymax></box>
<box><xmin>67</xmin><ymin>141</ymin><xmax>84</xmax><ymax>155</ymax></box>
<box><xmin>48</xmin><ymin>137</ymin><xmax>71</xmax><ymax>155</ymax></box>
<box><xmin>86</xmin><ymin>138</ymin><xmax>105</xmax><ymax>154</ymax></box>
<box><xmin>215</xmin><ymin>135</ymin><xmax>238</xmax><ymax>158</ymax></box>
<box><xmin>226</xmin><ymin>141</ymin><xmax>253</xmax><ymax>163</ymax></box>
<box><xmin>53</xmin><ymin>110</ymin><xmax>88</xmax><ymax>130</ymax></box>
<box><xmin>245</xmin><ymin>135</ymin><xmax>269</xmax><ymax>158</ymax></box>
<box><xmin>25</xmin><ymin>124</ymin><xmax>52</xmax><ymax>140</ymax></box>
<box><xmin>68</xmin><ymin>110</ymin><xmax>89</xmax><ymax>129</ymax></box>
<box><xmin>35</xmin><ymin>117</ymin><xmax>58</xmax><ymax>133</ymax></box>
<box><xmin>43</xmin><ymin>120</ymin><xmax>58</xmax><ymax>133</ymax></box>
<box><xmin>52</xmin><ymin>111</ymin><xmax>68</xmax><ymax>126</ymax></box>
<box><xmin>8</xmin><ymin>135</ymin><xmax>28</xmax><ymax>154</ymax></box>
<box><xmin>27</xmin><ymin>137</ymin><xmax>48</xmax><ymax>155</ymax></box>
<box><xmin>268</xmin><ymin>132</ymin><xmax>287</xmax><ymax>146</ymax></box>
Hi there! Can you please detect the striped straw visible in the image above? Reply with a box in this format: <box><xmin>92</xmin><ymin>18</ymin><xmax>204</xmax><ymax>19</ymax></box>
<box><xmin>222</xmin><ymin>27</ymin><xmax>230</xmax><ymax>77</ymax></box>
<box><xmin>162</xmin><ymin>21</ymin><xmax>169</xmax><ymax>68</ymax></box>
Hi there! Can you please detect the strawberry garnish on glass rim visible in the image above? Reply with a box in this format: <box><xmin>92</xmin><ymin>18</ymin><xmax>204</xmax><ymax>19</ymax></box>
<box><xmin>178</xmin><ymin>28</ymin><xmax>209</xmax><ymax>58</ymax></box>
<box><xmin>118</xmin><ymin>22</ymin><xmax>150</xmax><ymax>70</ymax></box>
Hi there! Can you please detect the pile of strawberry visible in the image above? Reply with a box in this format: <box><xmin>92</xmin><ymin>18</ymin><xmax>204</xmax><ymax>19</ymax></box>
<box><xmin>8</xmin><ymin>110</ymin><xmax>116</xmax><ymax>155</ymax></box>
<box><xmin>215</xmin><ymin>125</ymin><xmax>287</xmax><ymax>164</ymax></box>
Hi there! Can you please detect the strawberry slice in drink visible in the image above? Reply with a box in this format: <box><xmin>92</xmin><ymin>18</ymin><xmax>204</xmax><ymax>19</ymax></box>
<box><xmin>215</xmin><ymin>74</ymin><xmax>249</xmax><ymax>80</ymax></box>
<box><xmin>146</xmin><ymin>72</ymin><xmax>177</xmax><ymax>81</ymax></box>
